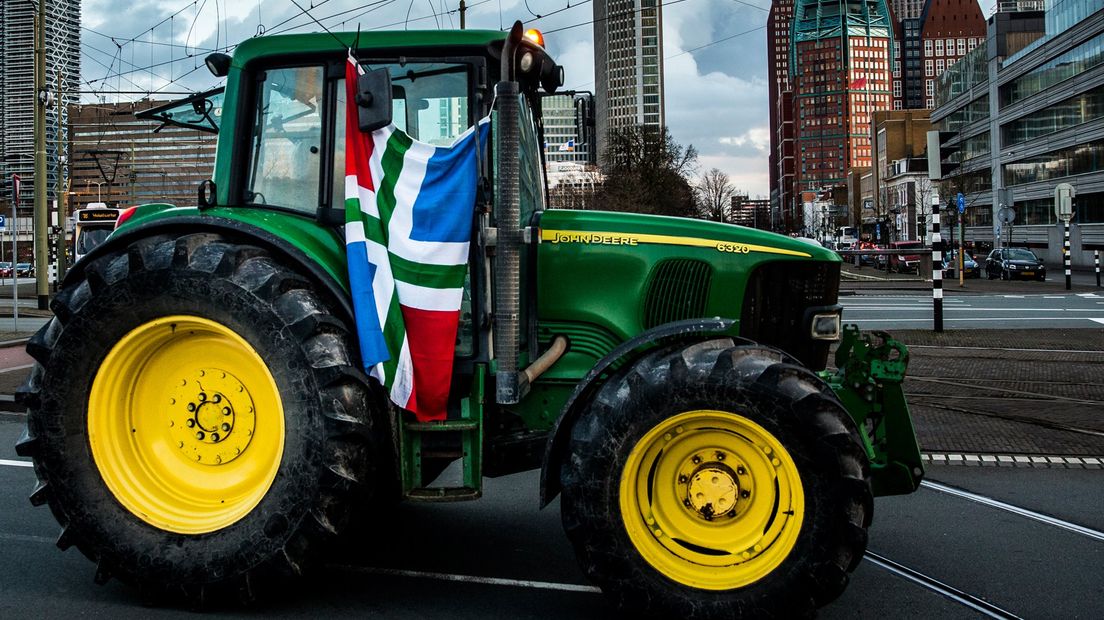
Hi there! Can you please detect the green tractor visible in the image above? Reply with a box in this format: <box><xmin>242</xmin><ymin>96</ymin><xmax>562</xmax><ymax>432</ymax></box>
<box><xmin>16</xmin><ymin>24</ymin><xmax>922</xmax><ymax>617</ymax></box>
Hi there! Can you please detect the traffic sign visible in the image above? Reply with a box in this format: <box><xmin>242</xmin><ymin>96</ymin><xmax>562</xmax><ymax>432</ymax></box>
<box><xmin>0</xmin><ymin>214</ymin><xmax>6</xmax><ymax>230</ymax></box>
<box><xmin>1054</xmin><ymin>183</ymin><xmax>1075</xmax><ymax>221</ymax></box>
<box><xmin>957</xmin><ymin>193</ymin><xmax>965</xmax><ymax>214</ymax></box>
<box><xmin>997</xmin><ymin>207</ymin><xmax>1015</xmax><ymax>225</ymax></box>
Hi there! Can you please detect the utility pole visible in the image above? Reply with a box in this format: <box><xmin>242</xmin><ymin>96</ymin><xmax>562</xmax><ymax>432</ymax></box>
<box><xmin>460</xmin><ymin>0</ymin><xmax>466</xmax><ymax>29</ymax></box>
<box><xmin>34</xmin><ymin>0</ymin><xmax>50</xmax><ymax>309</ymax></box>
<box><xmin>55</xmin><ymin>69</ymin><xmax>67</xmax><ymax>285</ymax></box>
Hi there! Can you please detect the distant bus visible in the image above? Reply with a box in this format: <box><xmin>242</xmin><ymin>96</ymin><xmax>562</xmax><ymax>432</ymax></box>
<box><xmin>73</xmin><ymin>203</ymin><xmax>121</xmax><ymax>263</ymax></box>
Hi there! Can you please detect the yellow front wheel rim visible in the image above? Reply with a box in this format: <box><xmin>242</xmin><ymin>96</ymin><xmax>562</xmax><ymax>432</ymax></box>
<box><xmin>620</xmin><ymin>410</ymin><xmax>805</xmax><ymax>590</ymax></box>
<box><xmin>89</xmin><ymin>316</ymin><xmax>285</xmax><ymax>534</ymax></box>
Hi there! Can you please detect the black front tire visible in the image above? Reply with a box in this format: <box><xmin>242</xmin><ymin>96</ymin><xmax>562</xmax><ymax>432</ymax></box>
<box><xmin>560</xmin><ymin>340</ymin><xmax>872</xmax><ymax>619</ymax></box>
<box><xmin>16</xmin><ymin>233</ymin><xmax>388</xmax><ymax>603</ymax></box>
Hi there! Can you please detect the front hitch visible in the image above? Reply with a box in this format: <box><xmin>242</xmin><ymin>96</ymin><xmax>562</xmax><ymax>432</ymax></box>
<box><xmin>822</xmin><ymin>325</ymin><xmax>924</xmax><ymax>496</ymax></box>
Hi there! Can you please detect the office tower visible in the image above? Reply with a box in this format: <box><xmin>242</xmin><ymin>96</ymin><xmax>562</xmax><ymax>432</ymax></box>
<box><xmin>593</xmin><ymin>0</ymin><xmax>664</xmax><ymax>164</ymax></box>
<box><xmin>0</xmin><ymin>0</ymin><xmax>82</xmax><ymax>219</ymax></box>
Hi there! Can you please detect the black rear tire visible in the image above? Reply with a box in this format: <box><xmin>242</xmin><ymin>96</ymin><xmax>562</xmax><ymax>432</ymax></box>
<box><xmin>16</xmin><ymin>233</ymin><xmax>389</xmax><ymax>604</ymax></box>
<box><xmin>560</xmin><ymin>340</ymin><xmax>872</xmax><ymax>619</ymax></box>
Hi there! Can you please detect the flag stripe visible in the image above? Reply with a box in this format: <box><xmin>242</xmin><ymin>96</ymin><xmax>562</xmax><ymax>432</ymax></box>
<box><xmin>389</xmin><ymin>253</ymin><xmax>469</xmax><ymax>289</ymax></box>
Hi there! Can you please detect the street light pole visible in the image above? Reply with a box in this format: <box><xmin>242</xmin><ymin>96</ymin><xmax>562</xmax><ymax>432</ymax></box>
<box><xmin>55</xmin><ymin>69</ymin><xmax>67</xmax><ymax>285</ymax></box>
<box><xmin>33</xmin><ymin>0</ymin><xmax>50</xmax><ymax>309</ymax></box>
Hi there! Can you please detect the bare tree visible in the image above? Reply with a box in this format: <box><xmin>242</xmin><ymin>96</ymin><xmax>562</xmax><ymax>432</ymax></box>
<box><xmin>696</xmin><ymin>168</ymin><xmax>734</xmax><ymax>223</ymax></box>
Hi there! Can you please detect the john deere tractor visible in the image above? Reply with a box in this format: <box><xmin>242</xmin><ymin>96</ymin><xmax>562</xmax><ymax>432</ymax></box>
<box><xmin>16</xmin><ymin>24</ymin><xmax>922</xmax><ymax>618</ymax></box>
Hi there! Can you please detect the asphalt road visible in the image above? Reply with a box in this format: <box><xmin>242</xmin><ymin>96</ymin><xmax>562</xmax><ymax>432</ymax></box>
<box><xmin>1</xmin><ymin>413</ymin><xmax>1101</xmax><ymax>619</ymax></box>
<box><xmin>841</xmin><ymin>291</ymin><xmax>1104</xmax><ymax>330</ymax></box>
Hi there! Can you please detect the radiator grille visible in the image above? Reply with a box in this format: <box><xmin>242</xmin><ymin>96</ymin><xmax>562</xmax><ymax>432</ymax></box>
<box><xmin>740</xmin><ymin>261</ymin><xmax>840</xmax><ymax>370</ymax></box>
<box><xmin>643</xmin><ymin>259</ymin><xmax>713</xmax><ymax>329</ymax></box>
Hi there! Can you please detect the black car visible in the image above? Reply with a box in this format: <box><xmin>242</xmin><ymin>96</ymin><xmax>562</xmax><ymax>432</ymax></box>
<box><xmin>985</xmin><ymin>248</ymin><xmax>1046</xmax><ymax>281</ymax></box>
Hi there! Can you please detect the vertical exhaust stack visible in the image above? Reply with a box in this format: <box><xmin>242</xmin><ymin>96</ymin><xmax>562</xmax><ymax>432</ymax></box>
<box><xmin>495</xmin><ymin>22</ymin><xmax>525</xmax><ymax>405</ymax></box>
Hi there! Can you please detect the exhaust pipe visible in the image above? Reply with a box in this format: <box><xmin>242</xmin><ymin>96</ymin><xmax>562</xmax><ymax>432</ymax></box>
<box><xmin>495</xmin><ymin>22</ymin><xmax>525</xmax><ymax>405</ymax></box>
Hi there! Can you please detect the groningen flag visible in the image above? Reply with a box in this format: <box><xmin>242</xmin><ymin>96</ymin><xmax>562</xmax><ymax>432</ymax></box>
<box><xmin>344</xmin><ymin>57</ymin><xmax>488</xmax><ymax>421</ymax></box>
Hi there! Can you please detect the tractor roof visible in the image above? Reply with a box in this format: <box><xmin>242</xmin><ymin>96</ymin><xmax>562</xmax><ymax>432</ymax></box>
<box><xmin>231</xmin><ymin>30</ymin><xmax>508</xmax><ymax>68</ymax></box>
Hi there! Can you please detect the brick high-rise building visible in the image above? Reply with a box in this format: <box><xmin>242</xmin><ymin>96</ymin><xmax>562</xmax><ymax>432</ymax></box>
<box><xmin>890</xmin><ymin>0</ymin><xmax>987</xmax><ymax>110</ymax></box>
<box><xmin>767</xmin><ymin>0</ymin><xmax>796</xmax><ymax>231</ymax></box>
<box><xmin>790</xmin><ymin>0</ymin><xmax>895</xmax><ymax>213</ymax></box>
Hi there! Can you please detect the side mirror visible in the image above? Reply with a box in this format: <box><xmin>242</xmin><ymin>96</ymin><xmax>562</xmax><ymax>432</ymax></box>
<box><xmin>356</xmin><ymin>68</ymin><xmax>393</xmax><ymax>132</ymax></box>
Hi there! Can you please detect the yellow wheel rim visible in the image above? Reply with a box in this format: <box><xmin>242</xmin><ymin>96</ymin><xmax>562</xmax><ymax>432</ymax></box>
<box><xmin>620</xmin><ymin>410</ymin><xmax>805</xmax><ymax>590</ymax></box>
<box><xmin>88</xmin><ymin>316</ymin><xmax>285</xmax><ymax>534</ymax></box>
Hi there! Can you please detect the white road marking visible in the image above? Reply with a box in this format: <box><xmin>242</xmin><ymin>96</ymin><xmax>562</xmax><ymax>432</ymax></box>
<box><xmin>0</xmin><ymin>459</ymin><xmax>32</xmax><ymax>468</ymax></box>
<box><xmin>0</xmin><ymin>364</ymin><xmax>33</xmax><ymax>374</ymax></box>
<box><xmin>907</xmin><ymin>345</ymin><xmax>1104</xmax><ymax>354</ymax></box>
<box><xmin>330</xmin><ymin>565</ymin><xmax>602</xmax><ymax>594</ymax></box>
<box><xmin>921</xmin><ymin>480</ymin><xmax>1104</xmax><ymax>543</ymax></box>
<box><xmin>853</xmin><ymin>317</ymin><xmax>1104</xmax><ymax>323</ymax></box>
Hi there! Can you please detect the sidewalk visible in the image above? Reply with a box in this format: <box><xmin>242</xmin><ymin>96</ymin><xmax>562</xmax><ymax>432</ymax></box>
<box><xmin>841</xmin><ymin>262</ymin><xmax>1104</xmax><ymax>295</ymax></box>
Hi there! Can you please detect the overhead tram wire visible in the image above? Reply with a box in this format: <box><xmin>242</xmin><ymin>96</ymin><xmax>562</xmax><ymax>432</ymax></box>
<box><xmin>563</xmin><ymin>22</ymin><xmax>766</xmax><ymax>90</ymax></box>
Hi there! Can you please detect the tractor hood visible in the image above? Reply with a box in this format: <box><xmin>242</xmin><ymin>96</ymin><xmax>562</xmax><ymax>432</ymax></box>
<box><xmin>538</xmin><ymin>209</ymin><xmax>839</xmax><ymax>263</ymax></box>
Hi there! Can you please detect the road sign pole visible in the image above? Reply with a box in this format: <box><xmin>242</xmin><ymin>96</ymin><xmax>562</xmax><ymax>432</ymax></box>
<box><xmin>1064</xmin><ymin>219</ymin><xmax>1071</xmax><ymax>291</ymax></box>
<box><xmin>932</xmin><ymin>196</ymin><xmax>943</xmax><ymax>332</ymax></box>
<box><xmin>1095</xmin><ymin>250</ymin><xmax>1100</xmax><ymax>287</ymax></box>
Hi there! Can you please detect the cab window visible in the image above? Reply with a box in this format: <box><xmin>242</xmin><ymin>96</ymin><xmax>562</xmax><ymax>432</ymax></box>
<box><xmin>246</xmin><ymin>66</ymin><xmax>325</xmax><ymax>212</ymax></box>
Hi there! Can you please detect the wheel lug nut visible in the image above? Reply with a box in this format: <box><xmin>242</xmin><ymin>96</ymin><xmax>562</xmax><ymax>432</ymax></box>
<box><xmin>716</xmin><ymin>452</ymin><xmax>725</xmax><ymax>461</ymax></box>
<box><xmin>683</xmin><ymin>499</ymin><xmax>692</xmax><ymax>507</ymax></box>
<box><xmin>736</xmin><ymin>466</ymin><xmax>746</xmax><ymax>475</ymax></box>
<box><xmin>198</xmin><ymin>393</ymin><xmax>207</xmax><ymax>401</ymax></box>
<box><xmin>740</xmin><ymin>490</ymin><xmax>750</xmax><ymax>499</ymax></box>
<box><xmin>223</xmin><ymin>407</ymin><xmax>231</xmax><ymax>415</ymax></box>
<box><xmin>213</xmin><ymin>394</ymin><xmax>222</xmax><ymax>403</ymax></box>
<box><xmin>728</xmin><ymin>510</ymin><xmax>737</xmax><ymax>517</ymax></box>
<box><xmin>186</xmin><ymin>419</ymin><xmax>195</xmax><ymax>428</ymax></box>
<box><xmin>678</xmin><ymin>474</ymin><xmax>689</xmax><ymax>484</ymax></box>
<box><xmin>196</xmin><ymin>431</ymin><xmax>205</xmax><ymax>440</ymax></box>
<box><xmin>691</xmin><ymin>456</ymin><xmax>702</xmax><ymax>465</ymax></box>
<box><xmin>221</xmin><ymin>423</ymin><xmax>230</xmax><ymax>432</ymax></box>
<box><xmin>212</xmin><ymin>433</ymin><xmax>220</xmax><ymax>442</ymax></box>
<box><xmin>187</xmin><ymin>403</ymin><xmax>196</xmax><ymax>412</ymax></box>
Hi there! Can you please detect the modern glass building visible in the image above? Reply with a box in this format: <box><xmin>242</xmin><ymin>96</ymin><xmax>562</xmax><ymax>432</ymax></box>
<box><xmin>593</xmin><ymin>0</ymin><xmax>664</xmax><ymax>165</ymax></box>
<box><xmin>0</xmin><ymin>0</ymin><xmax>82</xmax><ymax>210</ymax></box>
<box><xmin>931</xmin><ymin>0</ymin><xmax>1104</xmax><ymax>265</ymax></box>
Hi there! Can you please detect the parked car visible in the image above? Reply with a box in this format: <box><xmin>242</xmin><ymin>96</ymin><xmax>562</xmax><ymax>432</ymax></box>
<box><xmin>888</xmin><ymin>240</ymin><xmax>925</xmax><ymax>273</ymax></box>
<box><xmin>985</xmin><ymin>248</ymin><xmax>1046</xmax><ymax>281</ymax></box>
<box><xmin>944</xmin><ymin>250</ymin><xmax>980</xmax><ymax>278</ymax></box>
<box><xmin>15</xmin><ymin>262</ymin><xmax>33</xmax><ymax>277</ymax></box>
<box><xmin>0</xmin><ymin>262</ymin><xmax>11</xmax><ymax>277</ymax></box>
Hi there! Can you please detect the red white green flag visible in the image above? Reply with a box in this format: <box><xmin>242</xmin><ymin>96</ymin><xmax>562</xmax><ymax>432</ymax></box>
<box><xmin>343</xmin><ymin>56</ymin><xmax>488</xmax><ymax>421</ymax></box>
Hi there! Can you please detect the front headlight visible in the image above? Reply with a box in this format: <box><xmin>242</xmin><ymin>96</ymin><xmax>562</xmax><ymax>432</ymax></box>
<box><xmin>810</xmin><ymin>313</ymin><xmax>841</xmax><ymax>341</ymax></box>
<box><xmin>1009</xmin><ymin>264</ymin><xmax>1018</xmax><ymax>270</ymax></box>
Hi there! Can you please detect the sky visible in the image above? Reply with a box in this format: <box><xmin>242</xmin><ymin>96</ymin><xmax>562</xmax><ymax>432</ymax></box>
<box><xmin>78</xmin><ymin>0</ymin><xmax>991</xmax><ymax>198</ymax></box>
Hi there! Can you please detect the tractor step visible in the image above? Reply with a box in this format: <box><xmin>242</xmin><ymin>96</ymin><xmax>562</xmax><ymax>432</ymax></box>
<box><xmin>406</xmin><ymin>487</ymin><xmax>482</xmax><ymax>502</ymax></box>
<box><xmin>398</xmin><ymin>366</ymin><xmax>485</xmax><ymax>501</ymax></box>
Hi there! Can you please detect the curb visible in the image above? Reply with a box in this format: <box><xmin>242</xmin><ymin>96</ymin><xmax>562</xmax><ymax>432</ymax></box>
<box><xmin>922</xmin><ymin>452</ymin><xmax>1103</xmax><ymax>469</ymax></box>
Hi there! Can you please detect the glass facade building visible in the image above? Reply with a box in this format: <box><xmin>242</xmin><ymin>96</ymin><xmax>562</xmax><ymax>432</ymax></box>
<box><xmin>929</xmin><ymin>0</ymin><xmax>1104</xmax><ymax>265</ymax></box>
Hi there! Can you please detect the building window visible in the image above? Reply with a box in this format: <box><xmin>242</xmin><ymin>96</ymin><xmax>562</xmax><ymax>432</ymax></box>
<box><xmin>924</xmin><ymin>40</ymin><xmax>933</xmax><ymax>55</ymax></box>
<box><xmin>927</xmin><ymin>98</ymin><xmax>935</xmax><ymax>108</ymax></box>
<box><xmin>936</xmin><ymin>58</ymin><xmax>945</xmax><ymax>74</ymax></box>
<box><xmin>957</xmin><ymin>39</ymin><xmax>966</xmax><ymax>55</ymax></box>
<box><xmin>926</xmin><ymin>79</ymin><xmax>934</xmax><ymax>97</ymax></box>
<box><xmin>935</xmin><ymin>39</ymin><xmax>944</xmax><ymax>56</ymax></box>
<box><xmin>946</xmin><ymin>38</ymin><xmax>954</xmax><ymax>53</ymax></box>
<box><xmin>893</xmin><ymin>81</ymin><xmax>902</xmax><ymax>97</ymax></box>
<box><xmin>925</xmin><ymin>59</ymin><xmax>934</xmax><ymax>76</ymax></box>
<box><xmin>968</xmin><ymin>38</ymin><xmax>978</xmax><ymax>52</ymax></box>
<box><xmin>893</xmin><ymin>61</ymin><xmax>901</xmax><ymax>77</ymax></box>
<box><xmin>894</xmin><ymin>100</ymin><xmax>902</xmax><ymax>110</ymax></box>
